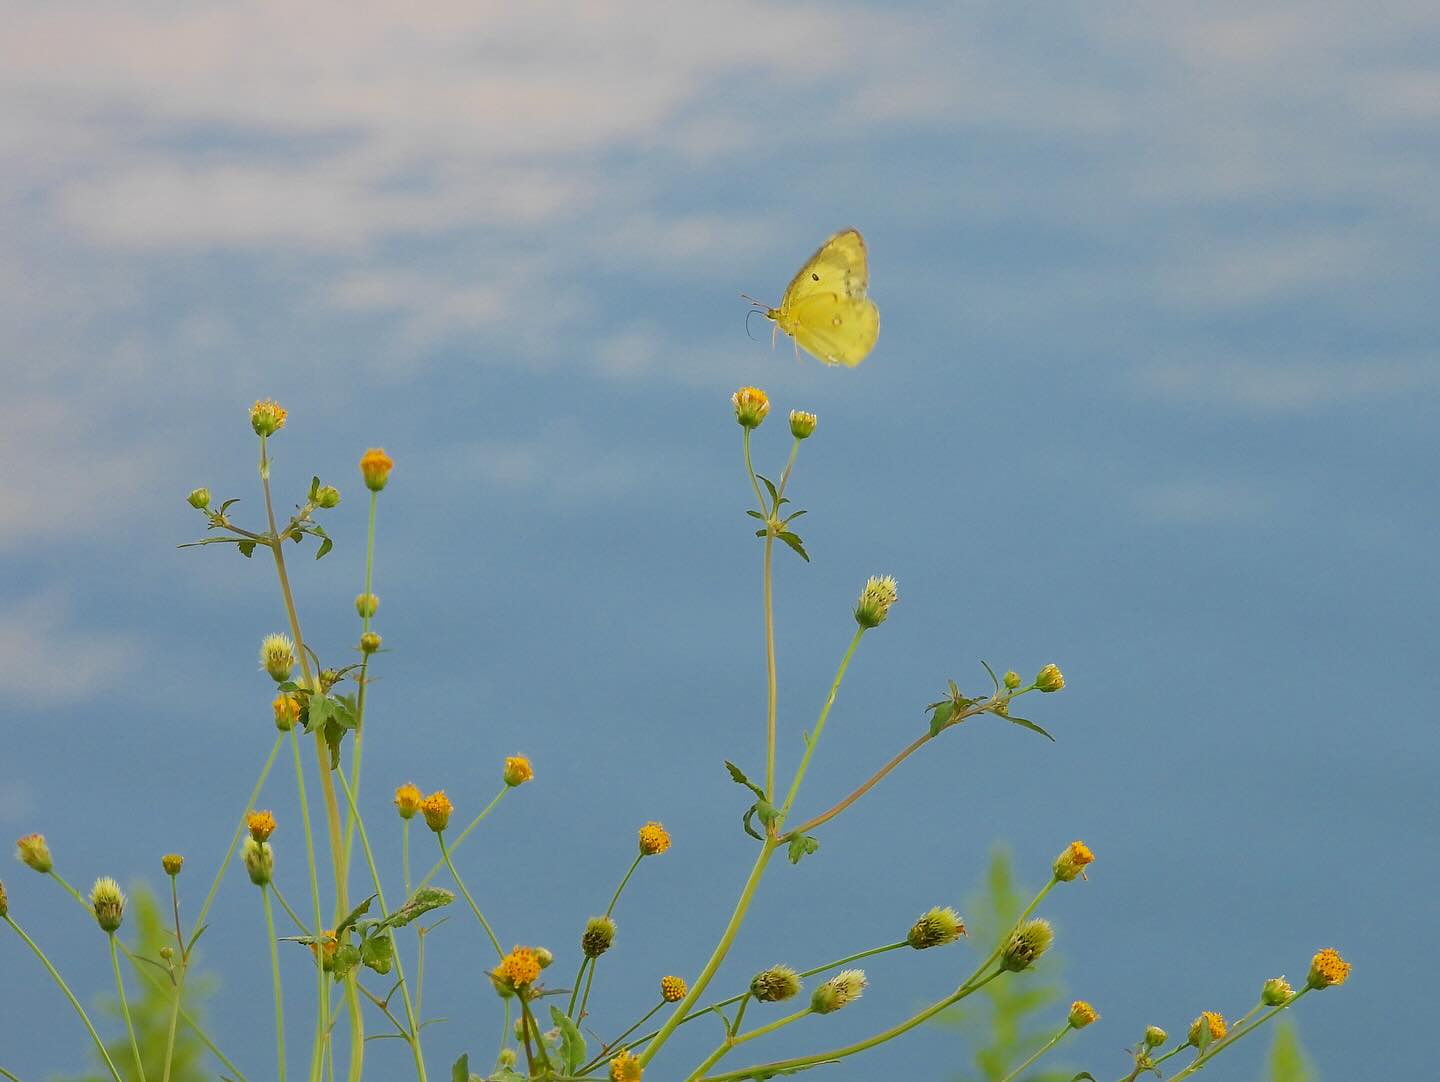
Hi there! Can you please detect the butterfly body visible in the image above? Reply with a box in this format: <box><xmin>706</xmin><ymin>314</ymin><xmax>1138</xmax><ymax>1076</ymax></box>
<box><xmin>754</xmin><ymin>228</ymin><xmax>880</xmax><ymax>367</ymax></box>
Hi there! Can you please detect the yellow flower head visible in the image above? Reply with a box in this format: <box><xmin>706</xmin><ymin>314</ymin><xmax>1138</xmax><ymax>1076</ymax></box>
<box><xmin>731</xmin><ymin>386</ymin><xmax>770</xmax><ymax>429</ymax></box>
<box><xmin>360</xmin><ymin>447</ymin><xmax>395</xmax><ymax>492</ymax></box>
<box><xmin>15</xmin><ymin>833</ymin><xmax>53</xmax><ymax>874</ymax></box>
<box><xmin>810</xmin><ymin>969</ymin><xmax>866</xmax><ymax>1014</ymax></box>
<box><xmin>90</xmin><ymin>876</ymin><xmax>126</xmax><ymax>933</ymax></box>
<box><xmin>187</xmin><ymin>487</ymin><xmax>211</xmax><ymax>510</ymax></box>
<box><xmin>259</xmin><ymin>633</ymin><xmax>296</xmax><ymax>683</ymax></box>
<box><xmin>1187</xmin><ymin>1011</ymin><xmax>1227</xmax><ymax>1047</ymax></box>
<box><xmin>498</xmin><ymin>946</ymin><xmax>542</xmax><ymax>987</ymax></box>
<box><xmin>854</xmin><ymin>575</ymin><xmax>900</xmax><ymax>629</ymax></box>
<box><xmin>309</xmin><ymin>929</ymin><xmax>339</xmax><ymax>971</ymax></box>
<box><xmin>421</xmin><ymin>791</ymin><xmax>453</xmax><ymax>833</ymax></box>
<box><xmin>272</xmin><ymin>692</ymin><xmax>301</xmax><ymax>732</ymax></box>
<box><xmin>788</xmin><ymin>410</ymin><xmax>817</xmax><ymax>439</ymax></box>
<box><xmin>1068</xmin><ymin>1000</ymin><xmax>1099</xmax><ymax>1029</ymax></box>
<box><xmin>660</xmin><ymin>975</ymin><xmax>687</xmax><ymax>1002</ymax></box>
<box><xmin>394</xmin><ymin>783</ymin><xmax>423</xmax><ymax>820</ymax></box>
<box><xmin>250</xmin><ymin>399</ymin><xmax>287</xmax><ymax>437</ymax></box>
<box><xmin>638</xmin><ymin>821</ymin><xmax>671</xmax><ymax>856</ymax></box>
<box><xmin>161</xmin><ymin>853</ymin><xmax>184</xmax><ymax>877</ymax></box>
<box><xmin>1307</xmin><ymin>947</ymin><xmax>1350</xmax><ymax>990</ymax></box>
<box><xmin>1034</xmin><ymin>663</ymin><xmax>1066</xmax><ymax>693</ymax></box>
<box><xmin>359</xmin><ymin>631</ymin><xmax>382</xmax><ymax>655</ymax></box>
<box><xmin>609</xmin><ymin>1050</ymin><xmax>643</xmax><ymax>1082</ymax></box>
<box><xmin>1054</xmin><ymin>840</ymin><xmax>1095</xmax><ymax>883</ymax></box>
<box><xmin>246</xmin><ymin>810</ymin><xmax>277</xmax><ymax>843</ymax></box>
<box><xmin>503</xmin><ymin>756</ymin><xmax>534</xmax><ymax>787</ymax></box>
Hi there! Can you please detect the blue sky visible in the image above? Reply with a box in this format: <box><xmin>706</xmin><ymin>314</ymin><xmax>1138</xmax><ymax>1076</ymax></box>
<box><xmin>2</xmin><ymin>2</ymin><xmax>1437</xmax><ymax>1079</ymax></box>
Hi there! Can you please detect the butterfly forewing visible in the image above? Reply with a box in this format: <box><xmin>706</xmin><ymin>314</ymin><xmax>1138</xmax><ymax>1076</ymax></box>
<box><xmin>779</xmin><ymin>229</ymin><xmax>871</xmax><ymax>315</ymax></box>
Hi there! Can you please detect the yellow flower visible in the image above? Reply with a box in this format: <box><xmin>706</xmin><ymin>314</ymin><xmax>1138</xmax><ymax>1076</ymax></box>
<box><xmin>503</xmin><ymin>756</ymin><xmax>534</xmax><ymax>787</ymax></box>
<box><xmin>15</xmin><ymin>833</ymin><xmax>53</xmax><ymax>874</ymax></box>
<box><xmin>259</xmin><ymin>633</ymin><xmax>296</xmax><ymax>683</ymax></box>
<box><xmin>638</xmin><ymin>821</ymin><xmax>671</xmax><ymax>856</ymax></box>
<box><xmin>1187</xmin><ymin>1011</ymin><xmax>1227</xmax><ymax>1046</ymax></box>
<box><xmin>609</xmin><ymin>1050</ymin><xmax>643</xmax><ymax>1082</ymax></box>
<box><xmin>309</xmin><ymin>929</ymin><xmax>339</xmax><ymax>971</ymax></box>
<box><xmin>272</xmin><ymin>692</ymin><xmax>301</xmax><ymax>731</ymax></box>
<box><xmin>250</xmin><ymin>399</ymin><xmax>287</xmax><ymax>437</ymax></box>
<box><xmin>854</xmin><ymin>575</ymin><xmax>899</xmax><ymax>629</ymax></box>
<box><xmin>731</xmin><ymin>386</ymin><xmax>770</xmax><ymax>429</ymax></box>
<box><xmin>788</xmin><ymin>410</ymin><xmax>817</xmax><ymax>439</ymax></box>
<box><xmin>161</xmin><ymin>854</ymin><xmax>184</xmax><ymax>877</ymax></box>
<box><xmin>394</xmin><ymin>783</ymin><xmax>423</xmax><ymax>820</ymax></box>
<box><xmin>1053</xmin><ymin>840</ymin><xmax>1094</xmax><ymax>882</ymax></box>
<box><xmin>498</xmin><ymin>946</ymin><xmax>542</xmax><ymax>987</ymax></box>
<box><xmin>421</xmin><ymin>791</ymin><xmax>453</xmax><ymax>833</ymax></box>
<box><xmin>90</xmin><ymin>877</ymin><xmax>126</xmax><ymax>933</ymax></box>
<box><xmin>246</xmin><ymin>810</ymin><xmax>276</xmax><ymax>842</ymax></box>
<box><xmin>1068</xmin><ymin>1000</ymin><xmax>1099</xmax><ymax>1028</ymax></box>
<box><xmin>187</xmin><ymin>487</ymin><xmax>211</xmax><ymax>510</ymax></box>
<box><xmin>1306</xmin><ymin>947</ymin><xmax>1350</xmax><ymax>990</ymax></box>
<box><xmin>1034</xmin><ymin>663</ymin><xmax>1065</xmax><ymax>693</ymax></box>
<box><xmin>1144</xmin><ymin>1025</ymin><xmax>1167</xmax><ymax>1048</ymax></box>
<box><xmin>660</xmin><ymin>975</ymin><xmax>687</xmax><ymax>1002</ymax></box>
<box><xmin>359</xmin><ymin>631</ymin><xmax>382</xmax><ymax>654</ymax></box>
<box><xmin>360</xmin><ymin>447</ymin><xmax>394</xmax><ymax>492</ymax></box>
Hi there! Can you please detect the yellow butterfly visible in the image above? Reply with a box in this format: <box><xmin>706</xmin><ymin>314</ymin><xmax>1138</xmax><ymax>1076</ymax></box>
<box><xmin>745</xmin><ymin>228</ymin><xmax>880</xmax><ymax>367</ymax></box>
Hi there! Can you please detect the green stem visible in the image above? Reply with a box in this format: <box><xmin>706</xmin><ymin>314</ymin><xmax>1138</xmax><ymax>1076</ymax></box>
<box><xmin>965</xmin><ymin>878</ymin><xmax>1057</xmax><ymax>987</ymax></box>
<box><xmin>595</xmin><ymin>1002</ymin><xmax>664</xmax><ymax>1064</ymax></box>
<box><xmin>606</xmin><ymin>854</ymin><xmax>643</xmax><ymax>917</ymax></box>
<box><xmin>263</xmin><ymin>888</ymin><xmax>288</xmax><ymax>1082</ymax></box>
<box><xmin>402</xmin><ymin>819</ymin><xmax>412</xmax><ymax>899</ymax></box>
<box><xmin>690</xmin><ymin>1003</ymin><xmax>811</xmax><ymax>1081</ymax></box>
<box><xmin>197</xmin><ymin>734</ymin><xmax>284</xmax><ymax>929</ymax></box>
<box><xmin>110</xmin><ymin>933</ymin><xmax>148</xmax><ymax>1082</ymax></box>
<box><xmin>3</xmin><ymin>915</ymin><xmax>123</xmax><ymax>1082</ymax></box>
<box><xmin>1000</xmin><ymin>1023</ymin><xmax>1071</xmax><ymax>1082</ymax></box>
<box><xmin>567</xmin><ymin>957</ymin><xmax>592</xmax><ymax>1019</ymax></box>
<box><xmin>578</xmin><ymin>957</ymin><xmax>599</xmax><ymax>1021</ymax></box>
<box><xmin>341</xmin><ymin>489</ymin><xmax>378</xmax><ymax>898</ymax></box>
<box><xmin>777</xmin><ymin>627</ymin><xmax>865</xmax><ymax>822</ymax></box>
<box><xmin>438</xmin><ymin>833</ymin><xmax>503</xmax><ymax>957</ymax></box>
<box><xmin>160</xmin><ymin>877</ymin><xmax>186</xmax><ymax>1082</ymax></box>
<box><xmin>1169</xmin><ymin>990</ymin><xmax>1311</xmax><ymax>1081</ymax></box>
<box><xmin>415</xmin><ymin>788</ymin><xmax>508</xmax><ymax>892</ymax></box>
<box><xmin>290</xmin><ymin>729</ymin><xmax>329</xmax><ymax>1082</ymax></box>
<box><xmin>519</xmin><ymin>995</ymin><xmax>555</xmax><ymax>1073</ymax></box>
<box><xmin>336</xmin><ymin>767</ymin><xmax>429</xmax><ymax>1082</ymax></box>
<box><xmin>636</xmin><ymin>841</ymin><xmax>777</xmax><ymax>1068</ymax></box>
<box><xmin>270</xmin><ymin>883</ymin><xmax>310</xmax><ymax>934</ymax></box>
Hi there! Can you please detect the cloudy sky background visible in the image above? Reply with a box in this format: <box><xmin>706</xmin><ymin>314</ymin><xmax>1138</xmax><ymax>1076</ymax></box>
<box><xmin>2</xmin><ymin>1</ymin><xmax>1437</xmax><ymax>1078</ymax></box>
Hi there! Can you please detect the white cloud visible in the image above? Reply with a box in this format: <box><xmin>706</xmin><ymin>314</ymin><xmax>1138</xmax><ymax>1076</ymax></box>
<box><xmin>1137</xmin><ymin>357</ymin><xmax>1440</xmax><ymax>412</ymax></box>
<box><xmin>446</xmin><ymin>419</ymin><xmax>660</xmax><ymax>503</ymax></box>
<box><xmin>0</xmin><ymin>591</ymin><xmax>141</xmax><ymax>706</ymax></box>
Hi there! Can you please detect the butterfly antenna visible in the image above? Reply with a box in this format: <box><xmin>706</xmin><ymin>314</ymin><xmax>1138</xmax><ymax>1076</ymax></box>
<box><xmin>739</xmin><ymin>293</ymin><xmax>769</xmax><ymax>310</ymax></box>
<box><xmin>744</xmin><ymin>308</ymin><xmax>764</xmax><ymax>341</ymax></box>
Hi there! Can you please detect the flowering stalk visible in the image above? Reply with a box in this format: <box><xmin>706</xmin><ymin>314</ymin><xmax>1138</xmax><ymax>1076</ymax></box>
<box><xmin>437</xmin><ymin>833</ymin><xmax>503</xmax><ymax>957</ymax></box>
<box><xmin>160</xmin><ymin>871</ymin><xmax>188</xmax><ymax>1082</ymax></box>
<box><xmin>1168</xmin><ymin>989</ymin><xmax>1311</xmax><ymax>1081</ymax></box>
<box><xmin>262</xmin><ymin>886</ymin><xmax>288</xmax><ymax>1082</ymax></box>
<box><xmin>108</xmin><ymin>933</ymin><xmax>147</xmax><ymax>1082</ymax></box>
<box><xmin>687</xmin><ymin>1005</ymin><xmax>811</xmax><ymax>1082</ymax></box>
<box><xmin>999</xmin><ymin>1023</ymin><xmax>1072</xmax><ymax>1082</ymax></box>
<box><xmin>340</xmin><ymin>487</ymin><xmax>380</xmax><ymax>886</ymax></box>
<box><xmin>196</xmin><ymin>734</ymin><xmax>283</xmax><ymax>928</ymax></box>
<box><xmin>742</xmin><ymin>428</ymin><xmax>779</xmax><ymax>801</ymax></box>
<box><xmin>414</xmin><ymin>787</ymin><xmax>508</xmax><ymax>892</ymax></box>
<box><xmin>2</xmin><ymin>914</ymin><xmax>123</xmax><ymax>1082</ymax></box>
<box><xmin>289</xmin><ymin>729</ymin><xmax>330</xmax><ymax>1082</ymax></box>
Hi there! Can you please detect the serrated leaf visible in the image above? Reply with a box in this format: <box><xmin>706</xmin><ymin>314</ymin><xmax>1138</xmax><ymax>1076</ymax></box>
<box><xmin>1006</xmin><ymin>715</ymin><xmax>1055</xmax><ymax>741</ymax></box>
<box><xmin>452</xmin><ymin>1053</ymin><xmax>469</xmax><ymax>1082</ymax></box>
<box><xmin>776</xmin><ymin>532</ymin><xmax>809</xmax><ymax>562</ymax></box>
<box><xmin>380</xmin><ymin>887</ymin><xmax>455</xmax><ymax>930</ymax></box>
<box><xmin>237</xmin><ymin>540</ymin><xmax>256</xmax><ymax>558</ymax></box>
<box><xmin>361</xmin><ymin>933</ymin><xmax>394</xmax><ymax>975</ymax></box>
<box><xmin>724</xmin><ymin>761</ymin><xmax>766</xmax><ymax>800</ymax></box>
<box><xmin>549</xmin><ymin>1005</ymin><xmax>587</xmax><ymax>1073</ymax></box>
<box><xmin>756</xmin><ymin>474</ymin><xmax>779</xmax><ymax>509</ymax></box>
<box><xmin>336</xmin><ymin>894</ymin><xmax>376</xmax><ymax>936</ymax></box>
<box><xmin>331</xmin><ymin>944</ymin><xmax>361</xmax><ymax>981</ymax></box>
<box><xmin>786</xmin><ymin>833</ymin><xmax>820</xmax><ymax>864</ymax></box>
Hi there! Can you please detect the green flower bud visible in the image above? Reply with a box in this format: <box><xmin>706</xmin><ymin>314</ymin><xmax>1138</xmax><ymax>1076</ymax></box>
<box><xmin>355</xmin><ymin>593</ymin><xmax>380</xmax><ymax>618</ymax></box>
<box><xmin>187</xmin><ymin>487</ymin><xmax>211</xmax><ymax>510</ymax></box>
<box><xmin>359</xmin><ymin>631</ymin><xmax>382</xmax><ymax>654</ymax></box>
<box><xmin>582</xmin><ymin>915</ymin><xmax>616</xmax><ymax>958</ymax></box>
<box><xmin>788</xmin><ymin>410</ymin><xmax>817</xmax><ymax>439</ymax></box>
<box><xmin>731</xmin><ymin>387</ymin><xmax>770</xmax><ymax>429</ymax></box>
<box><xmin>907</xmin><ymin>906</ymin><xmax>966</xmax><ymax>949</ymax></box>
<box><xmin>1033</xmin><ymin>664</ymin><xmax>1065</xmax><ymax>693</ymax></box>
<box><xmin>810</xmin><ymin>969</ymin><xmax>866</xmax><ymax>1014</ymax></box>
<box><xmin>854</xmin><ymin>575</ymin><xmax>899</xmax><ymax>629</ymax></box>
<box><xmin>749</xmin><ymin>964</ymin><xmax>802</xmax><ymax>1003</ymax></box>
<box><xmin>315</xmin><ymin>485</ymin><xmax>341</xmax><ymax>509</ymax></box>
<box><xmin>90</xmin><ymin>877</ymin><xmax>126</xmax><ymax>933</ymax></box>
<box><xmin>259</xmin><ymin>633</ymin><xmax>296</xmax><ymax>683</ymax></box>
<box><xmin>1261</xmin><ymin>977</ymin><xmax>1293</xmax><ymax>1006</ymax></box>
<box><xmin>1144</xmin><ymin>1025</ymin><xmax>1167</xmax><ymax>1048</ymax></box>
<box><xmin>1003</xmin><ymin>670</ymin><xmax>1022</xmax><ymax>689</ymax></box>
<box><xmin>242</xmin><ymin>838</ymin><xmax>273</xmax><ymax>887</ymax></box>
<box><xmin>1000</xmin><ymin>918</ymin><xmax>1054</xmax><ymax>972</ymax></box>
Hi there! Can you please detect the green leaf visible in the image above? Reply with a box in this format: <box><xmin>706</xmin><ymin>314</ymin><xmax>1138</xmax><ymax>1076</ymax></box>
<box><xmin>451</xmin><ymin>1053</ymin><xmax>469</xmax><ymax>1082</ymax></box>
<box><xmin>336</xmin><ymin>895</ymin><xmax>377</xmax><ymax>936</ymax></box>
<box><xmin>549</xmin><ymin>1005</ymin><xmax>587</xmax><ymax>1073</ymax></box>
<box><xmin>756</xmin><ymin>474</ymin><xmax>779</xmax><ymax>508</ymax></box>
<box><xmin>237</xmin><ymin>540</ymin><xmax>256</xmax><ymax>558</ymax></box>
<box><xmin>781</xmin><ymin>509</ymin><xmax>808</xmax><ymax>526</ymax></box>
<box><xmin>1070</xmin><ymin>1075</ymin><xmax>1096</xmax><ymax>1081</ymax></box>
<box><xmin>745</xmin><ymin>510</ymin><xmax>765</xmax><ymax>520</ymax></box>
<box><xmin>742</xmin><ymin>805</ymin><xmax>763</xmax><ymax>842</ymax></box>
<box><xmin>755</xmin><ymin>528</ymin><xmax>767</xmax><ymax>538</ymax></box>
<box><xmin>724</xmin><ymin>761</ymin><xmax>766</xmax><ymax>800</ymax></box>
<box><xmin>380</xmin><ymin>887</ymin><xmax>455</xmax><ymax>930</ymax></box>
<box><xmin>754</xmin><ymin>800</ymin><xmax>779</xmax><ymax>827</ymax></box>
<box><xmin>361</xmin><ymin>932</ymin><xmax>394</xmax><ymax>975</ymax></box>
<box><xmin>309</xmin><ymin>476</ymin><xmax>321</xmax><ymax>499</ymax></box>
<box><xmin>1264</xmin><ymin>1020</ymin><xmax>1316</xmax><ymax>1082</ymax></box>
<box><xmin>1005</xmin><ymin>715</ymin><xmax>1055</xmax><ymax>742</ymax></box>
<box><xmin>316</xmin><ymin>536</ymin><xmax>333</xmax><ymax>560</ymax></box>
<box><xmin>218</xmin><ymin>498</ymin><xmax>240</xmax><ymax>514</ymax></box>
<box><xmin>330</xmin><ymin>944</ymin><xmax>361</xmax><ymax>981</ymax></box>
<box><xmin>786</xmin><ymin>834</ymin><xmax>820</xmax><ymax>864</ymax></box>
<box><xmin>928</xmin><ymin>701</ymin><xmax>955</xmax><ymax>736</ymax></box>
<box><xmin>776</xmin><ymin>531</ymin><xmax>810</xmax><ymax>562</ymax></box>
<box><xmin>979</xmin><ymin>660</ymin><xmax>1001</xmax><ymax>693</ymax></box>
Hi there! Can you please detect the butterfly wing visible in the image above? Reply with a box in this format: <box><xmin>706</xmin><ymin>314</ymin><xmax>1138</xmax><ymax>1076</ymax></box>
<box><xmin>774</xmin><ymin>230</ymin><xmax>878</xmax><ymax>366</ymax></box>
<box><xmin>789</xmin><ymin>293</ymin><xmax>881</xmax><ymax>367</ymax></box>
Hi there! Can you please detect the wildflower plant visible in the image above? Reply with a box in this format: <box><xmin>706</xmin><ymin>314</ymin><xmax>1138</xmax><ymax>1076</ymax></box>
<box><xmin>0</xmin><ymin>392</ymin><xmax>1350</xmax><ymax>1082</ymax></box>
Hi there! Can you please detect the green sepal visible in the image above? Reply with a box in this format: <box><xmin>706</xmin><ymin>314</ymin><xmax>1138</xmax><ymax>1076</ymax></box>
<box><xmin>549</xmin><ymin>1005</ymin><xmax>587</xmax><ymax>1073</ymax></box>
<box><xmin>360</xmin><ymin>932</ymin><xmax>394</xmax><ymax>975</ymax></box>
<box><xmin>745</xmin><ymin>510</ymin><xmax>765</xmax><ymax>520</ymax></box>
<box><xmin>979</xmin><ymin>659</ymin><xmax>1001</xmax><ymax>693</ymax></box>
<box><xmin>786</xmin><ymin>834</ymin><xmax>820</xmax><ymax>864</ymax></box>
<box><xmin>1071</xmin><ymin>1074</ymin><xmax>1097</xmax><ymax>1081</ymax></box>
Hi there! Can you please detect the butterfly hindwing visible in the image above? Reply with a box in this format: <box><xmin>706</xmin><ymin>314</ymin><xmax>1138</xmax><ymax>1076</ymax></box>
<box><xmin>764</xmin><ymin>228</ymin><xmax>879</xmax><ymax>366</ymax></box>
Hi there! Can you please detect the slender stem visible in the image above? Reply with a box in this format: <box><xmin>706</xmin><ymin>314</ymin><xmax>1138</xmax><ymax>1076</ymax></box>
<box><xmin>636</xmin><ymin>841</ymin><xmax>777</xmax><ymax>1067</ymax></box>
<box><xmin>596</xmin><ymin>1002</ymin><xmax>664</xmax><ymax>1063</ymax></box>
<box><xmin>0</xmin><ymin>1067</ymin><xmax>21</xmax><ymax>1081</ymax></box>
<box><xmin>161</xmin><ymin>876</ymin><xmax>186</xmax><ymax>1082</ymax></box>
<box><xmin>47</xmin><ymin>870</ymin><xmax>87</xmax><ymax>907</ymax></box>
<box><xmin>1000</xmin><ymin>1024</ymin><xmax>1071</xmax><ymax>1082</ymax></box>
<box><xmin>262</xmin><ymin>888</ymin><xmax>288</xmax><ymax>1082</ymax></box>
<box><xmin>606</xmin><ymin>854</ymin><xmax>643</xmax><ymax>917</ymax></box>
<box><xmin>290</xmin><ymin>729</ymin><xmax>329</xmax><ymax>1082</ymax></box>
<box><xmin>777</xmin><ymin>627</ymin><xmax>865</xmax><ymax>821</ymax></box>
<box><xmin>567</xmin><ymin>957</ymin><xmax>592</xmax><ymax>1019</ymax></box>
<box><xmin>965</xmin><ymin>878</ymin><xmax>1057</xmax><ymax>988</ymax></box>
<box><xmin>438</xmin><ymin>833</ymin><xmax>503</xmax><ymax>957</ymax></box>
<box><xmin>336</xmin><ymin>767</ymin><xmax>429</xmax><ymax>1082</ymax></box>
<box><xmin>110</xmin><ymin>933</ymin><xmax>148</xmax><ymax>1082</ymax></box>
<box><xmin>197</xmin><ymin>734</ymin><xmax>284</xmax><ymax>929</ymax></box>
<box><xmin>270</xmin><ymin>883</ymin><xmax>310</xmax><ymax>934</ymax></box>
<box><xmin>341</xmin><ymin>491</ymin><xmax>378</xmax><ymax>875</ymax></box>
<box><xmin>741</xmin><ymin>428</ymin><xmax>768</xmax><ymax>520</ymax></box>
<box><xmin>578</xmin><ymin>956</ymin><xmax>599</xmax><ymax>1021</ymax></box>
<box><xmin>402</xmin><ymin>819</ymin><xmax>412</xmax><ymax>899</ymax></box>
<box><xmin>519</xmin><ymin>995</ymin><xmax>554</xmax><ymax>1072</ymax></box>
<box><xmin>3</xmin><ymin>915</ymin><xmax>123</xmax><ymax>1082</ymax></box>
<box><xmin>499</xmin><ymin>998</ymin><xmax>512</xmax><ymax>1062</ymax></box>
<box><xmin>1169</xmin><ymin>990</ymin><xmax>1311</xmax><ymax>1081</ymax></box>
<box><xmin>788</xmin><ymin>731</ymin><xmax>932</xmax><ymax>837</ymax></box>
<box><xmin>728</xmin><ymin>994</ymin><xmax>751</xmax><ymax>1038</ymax></box>
<box><xmin>761</xmin><ymin>533</ymin><xmax>777</xmax><ymax>803</ymax></box>
<box><xmin>415</xmin><ymin>788</ymin><xmax>508</xmax><ymax>892</ymax></box>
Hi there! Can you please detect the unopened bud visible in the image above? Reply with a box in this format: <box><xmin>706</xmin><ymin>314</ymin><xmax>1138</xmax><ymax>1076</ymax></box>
<box><xmin>187</xmin><ymin>487</ymin><xmax>211</xmax><ymax>510</ymax></box>
<box><xmin>749</xmin><ymin>964</ymin><xmax>801</xmax><ymax>1003</ymax></box>
<box><xmin>90</xmin><ymin>877</ymin><xmax>126</xmax><ymax>933</ymax></box>
<box><xmin>1000</xmin><ymin>919</ymin><xmax>1054</xmax><ymax>972</ymax></box>
<box><xmin>810</xmin><ymin>969</ymin><xmax>866</xmax><ymax>1014</ymax></box>
<box><xmin>582</xmin><ymin>916</ymin><xmax>616</xmax><ymax>958</ymax></box>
